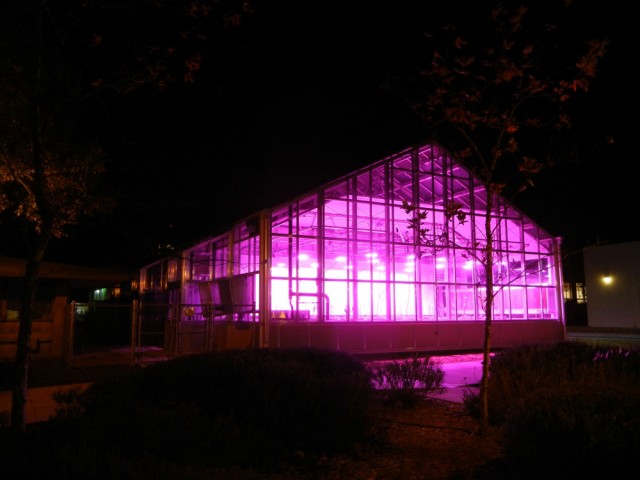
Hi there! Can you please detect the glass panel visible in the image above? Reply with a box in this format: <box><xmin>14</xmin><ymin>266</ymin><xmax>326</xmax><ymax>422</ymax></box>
<box><xmin>264</xmin><ymin>143</ymin><xmax>559</xmax><ymax>324</ymax></box>
<box><xmin>393</xmin><ymin>281</ymin><xmax>416</xmax><ymax>320</ymax></box>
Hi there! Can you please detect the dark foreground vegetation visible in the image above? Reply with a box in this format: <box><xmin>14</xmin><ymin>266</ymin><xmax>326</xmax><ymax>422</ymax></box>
<box><xmin>1</xmin><ymin>342</ymin><xmax>639</xmax><ymax>479</ymax></box>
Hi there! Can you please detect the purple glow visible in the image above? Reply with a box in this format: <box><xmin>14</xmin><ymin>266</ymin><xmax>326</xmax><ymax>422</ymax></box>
<box><xmin>142</xmin><ymin>144</ymin><xmax>560</xmax><ymax>325</ymax></box>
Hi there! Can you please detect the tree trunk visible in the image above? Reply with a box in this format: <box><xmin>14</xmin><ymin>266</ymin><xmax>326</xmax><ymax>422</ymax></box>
<box><xmin>10</xmin><ymin>251</ymin><xmax>45</xmax><ymax>434</ymax></box>
<box><xmin>479</xmin><ymin>194</ymin><xmax>495</xmax><ymax>430</ymax></box>
<box><xmin>10</xmin><ymin>38</ymin><xmax>51</xmax><ymax>433</ymax></box>
<box><xmin>479</xmin><ymin>292</ymin><xmax>493</xmax><ymax>429</ymax></box>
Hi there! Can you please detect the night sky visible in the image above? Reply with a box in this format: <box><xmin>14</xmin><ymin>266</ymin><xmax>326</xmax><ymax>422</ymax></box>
<box><xmin>34</xmin><ymin>1</ymin><xmax>636</xmax><ymax>271</ymax></box>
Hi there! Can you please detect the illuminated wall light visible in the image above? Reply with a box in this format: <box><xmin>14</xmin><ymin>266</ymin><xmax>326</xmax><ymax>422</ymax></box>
<box><xmin>405</xmin><ymin>254</ymin><xmax>416</xmax><ymax>271</ymax></box>
<box><xmin>602</xmin><ymin>274</ymin><xmax>613</xmax><ymax>285</ymax></box>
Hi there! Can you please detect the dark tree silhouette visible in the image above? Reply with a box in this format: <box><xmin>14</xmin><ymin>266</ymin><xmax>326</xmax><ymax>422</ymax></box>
<box><xmin>394</xmin><ymin>1</ymin><xmax>608</xmax><ymax>428</ymax></box>
<box><xmin>0</xmin><ymin>0</ymin><xmax>252</xmax><ymax>434</ymax></box>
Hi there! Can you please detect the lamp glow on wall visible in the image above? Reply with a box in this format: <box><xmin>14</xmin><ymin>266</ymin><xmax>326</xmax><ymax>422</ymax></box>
<box><xmin>601</xmin><ymin>273</ymin><xmax>613</xmax><ymax>286</ymax></box>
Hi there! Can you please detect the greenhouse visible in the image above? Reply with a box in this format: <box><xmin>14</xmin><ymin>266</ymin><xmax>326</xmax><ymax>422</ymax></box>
<box><xmin>139</xmin><ymin>143</ymin><xmax>565</xmax><ymax>354</ymax></box>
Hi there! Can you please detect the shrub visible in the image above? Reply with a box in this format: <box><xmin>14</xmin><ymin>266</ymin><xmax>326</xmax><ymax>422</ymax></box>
<box><xmin>462</xmin><ymin>342</ymin><xmax>640</xmax><ymax>478</ymax></box>
<box><xmin>480</xmin><ymin>341</ymin><xmax>640</xmax><ymax>424</ymax></box>
<box><xmin>367</xmin><ymin>355</ymin><xmax>445</xmax><ymax>407</ymax></box>
<box><xmin>503</xmin><ymin>383</ymin><xmax>640</xmax><ymax>479</ymax></box>
<box><xmin>51</xmin><ymin>347</ymin><xmax>376</xmax><ymax>469</ymax></box>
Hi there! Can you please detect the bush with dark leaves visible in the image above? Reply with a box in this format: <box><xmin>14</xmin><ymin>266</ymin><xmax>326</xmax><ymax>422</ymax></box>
<box><xmin>367</xmin><ymin>355</ymin><xmax>445</xmax><ymax>407</ymax></box>
<box><xmin>503</xmin><ymin>383</ymin><xmax>640</xmax><ymax>479</ymax></box>
<box><xmin>52</xmin><ymin>347</ymin><xmax>376</xmax><ymax>469</ymax></box>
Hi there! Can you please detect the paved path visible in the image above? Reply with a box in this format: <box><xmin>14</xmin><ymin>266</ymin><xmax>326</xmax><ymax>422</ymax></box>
<box><xmin>0</xmin><ymin>383</ymin><xmax>91</xmax><ymax>425</ymax></box>
<box><xmin>430</xmin><ymin>359</ymin><xmax>482</xmax><ymax>402</ymax></box>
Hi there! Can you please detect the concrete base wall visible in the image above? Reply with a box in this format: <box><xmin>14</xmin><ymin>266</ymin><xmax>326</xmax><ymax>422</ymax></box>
<box><xmin>2</xmin><ymin>314</ymin><xmax>566</xmax><ymax>361</ymax></box>
<box><xmin>267</xmin><ymin>320</ymin><xmax>565</xmax><ymax>355</ymax></box>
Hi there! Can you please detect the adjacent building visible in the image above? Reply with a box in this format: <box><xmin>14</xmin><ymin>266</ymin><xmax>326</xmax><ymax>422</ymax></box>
<box><xmin>583</xmin><ymin>241</ymin><xmax>640</xmax><ymax>330</ymax></box>
<box><xmin>0</xmin><ymin>257</ymin><xmax>136</xmax><ymax>360</ymax></box>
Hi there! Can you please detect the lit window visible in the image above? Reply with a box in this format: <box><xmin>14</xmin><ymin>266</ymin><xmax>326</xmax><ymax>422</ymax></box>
<box><xmin>576</xmin><ymin>283</ymin><xmax>586</xmax><ymax>304</ymax></box>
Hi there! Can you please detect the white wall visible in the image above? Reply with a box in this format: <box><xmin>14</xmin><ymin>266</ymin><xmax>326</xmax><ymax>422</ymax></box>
<box><xmin>584</xmin><ymin>241</ymin><xmax>640</xmax><ymax>329</ymax></box>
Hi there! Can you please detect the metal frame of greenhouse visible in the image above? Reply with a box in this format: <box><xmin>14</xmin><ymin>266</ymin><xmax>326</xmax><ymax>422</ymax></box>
<box><xmin>138</xmin><ymin>143</ymin><xmax>565</xmax><ymax>356</ymax></box>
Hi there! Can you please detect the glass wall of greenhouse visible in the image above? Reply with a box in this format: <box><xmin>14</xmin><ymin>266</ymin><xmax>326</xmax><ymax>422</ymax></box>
<box><xmin>267</xmin><ymin>145</ymin><xmax>560</xmax><ymax>323</ymax></box>
<box><xmin>139</xmin><ymin>144</ymin><xmax>564</xmax><ymax>353</ymax></box>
